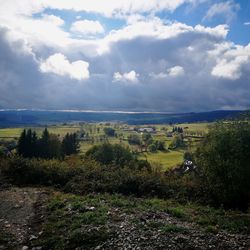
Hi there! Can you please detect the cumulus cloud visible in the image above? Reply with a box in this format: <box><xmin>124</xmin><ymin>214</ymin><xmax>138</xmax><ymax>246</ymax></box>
<box><xmin>203</xmin><ymin>0</ymin><xmax>240</xmax><ymax>23</ymax></box>
<box><xmin>40</xmin><ymin>53</ymin><xmax>90</xmax><ymax>80</ymax></box>
<box><xmin>168</xmin><ymin>66</ymin><xmax>185</xmax><ymax>77</ymax></box>
<box><xmin>39</xmin><ymin>0</ymin><xmax>194</xmax><ymax>17</ymax></box>
<box><xmin>0</xmin><ymin>0</ymin><xmax>202</xmax><ymax>23</ymax></box>
<box><xmin>150</xmin><ymin>66</ymin><xmax>184</xmax><ymax>79</ymax></box>
<box><xmin>70</xmin><ymin>20</ymin><xmax>105</xmax><ymax>35</ymax></box>
<box><xmin>41</xmin><ymin>14</ymin><xmax>64</xmax><ymax>26</ymax></box>
<box><xmin>97</xmin><ymin>18</ymin><xmax>229</xmax><ymax>54</ymax></box>
<box><xmin>113</xmin><ymin>71</ymin><xmax>139</xmax><ymax>83</ymax></box>
<box><xmin>0</xmin><ymin>0</ymin><xmax>250</xmax><ymax>112</ymax></box>
<box><xmin>211</xmin><ymin>44</ymin><xmax>250</xmax><ymax>80</ymax></box>
<box><xmin>0</xmin><ymin>0</ymin><xmax>229</xmax><ymax>56</ymax></box>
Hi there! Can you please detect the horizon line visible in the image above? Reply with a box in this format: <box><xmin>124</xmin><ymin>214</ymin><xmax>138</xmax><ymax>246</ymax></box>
<box><xmin>0</xmin><ymin>108</ymin><xmax>245</xmax><ymax>115</ymax></box>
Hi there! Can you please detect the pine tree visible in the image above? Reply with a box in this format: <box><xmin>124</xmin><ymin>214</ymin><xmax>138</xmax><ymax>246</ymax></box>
<box><xmin>17</xmin><ymin>129</ymin><xmax>27</xmax><ymax>157</ymax></box>
<box><xmin>62</xmin><ymin>133</ymin><xmax>79</xmax><ymax>156</ymax></box>
<box><xmin>38</xmin><ymin>128</ymin><xmax>50</xmax><ymax>158</ymax></box>
<box><xmin>31</xmin><ymin>131</ymin><xmax>38</xmax><ymax>157</ymax></box>
<box><xmin>26</xmin><ymin>129</ymin><xmax>33</xmax><ymax>157</ymax></box>
<box><xmin>17</xmin><ymin>129</ymin><xmax>38</xmax><ymax>158</ymax></box>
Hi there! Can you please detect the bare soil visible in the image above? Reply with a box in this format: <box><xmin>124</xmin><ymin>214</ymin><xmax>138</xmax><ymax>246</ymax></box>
<box><xmin>0</xmin><ymin>186</ymin><xmax>49</xmax><ymax>250</ymax></box>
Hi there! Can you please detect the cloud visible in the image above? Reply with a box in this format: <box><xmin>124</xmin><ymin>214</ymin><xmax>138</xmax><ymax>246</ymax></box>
<box><xmin>0</xmin><ymin>0</ymin><xmax>199</xmax><ymax>22</ymax></box>
<box><xmin>40</xmin><ymin>53</ymin><xmax>90</xmax><ymax>80</ymax></box>
<box><xmin>211</xmin><ymin>44</ymin><xmax>250</xmax><ymax>80</ymax></box>
<box><xmin>113</xmin><ymin>70</ymin><xmax>139</xmax><ymax>83</ymax></box>
<box><xmin>168</xmin><ymin>66</ymin><xmax>185</xmax><ymax>76</ymax></box>
<box><xmin>0</xmin><ymin>12</ymin><xmax>71</xmax><ymax>50</ymax></box>
<box><xmin>70</xmin><ymin>20</ymin><xmax>105</xmax><ymax>35</ymax></box>
<box><xmin>244</xmin><ymin>22</ymin><xmax>250</xmax><ymax>26</ymax></box>
<box><xmin>0</xmin><ymin>1</ymin><xmax>229</xmax><ymax>57</ymax></box>
<box><xmin>1</xmin><ymin>23</ymin><xmax>250</xmax><ymax>112</ymax></box>
<box><xmin>40</xmin><ymin>0</ymin><xmax>194</xmax><ymax>17</ymax></box>
<box><xmin>203</xmin><ymin>0</ymin><xmax>240</xmax><ymax>23</ymax></box>
<box><xmin>0</xmin><ymin>1</ymin><xmax>250</xmax><ymax>112</ymax></box>
<box><xmin>150</xmin><ymin>66</ymin><xmax>184</xmax><ymax>78</ymax></box>
<box><xmin>0</xmin><ymin>27</ymin><xmax>48</xmax><ymax>109</ymax></box>
<box><xmin>97</xmin><ymin>18</ymin><xmax>229</xmax><ymax>54</ymax></box>
<box><xmin>41</xmin><ymin>14</ymin><xmax>64</xmax><ymax>26</ymax></box>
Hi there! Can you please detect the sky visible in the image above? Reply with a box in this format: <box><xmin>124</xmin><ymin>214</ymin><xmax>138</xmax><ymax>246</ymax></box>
<box><xmin>0</xmin><ymin>0</ymin><xmax>249</xmax><ymax>112</ymax></box>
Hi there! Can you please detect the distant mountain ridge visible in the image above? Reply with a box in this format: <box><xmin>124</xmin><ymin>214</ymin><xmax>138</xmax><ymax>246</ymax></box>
<box><xmin>0</xmin><ymin>109</ymin><xmax>245</xmax><ymax>127</ymax></box>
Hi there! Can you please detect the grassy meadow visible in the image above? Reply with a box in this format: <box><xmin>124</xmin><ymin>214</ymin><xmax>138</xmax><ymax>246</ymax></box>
<box><xmin>0</xmin><ymin>122</ymin><xmax>209</xmax><ymax>170</ymax></box>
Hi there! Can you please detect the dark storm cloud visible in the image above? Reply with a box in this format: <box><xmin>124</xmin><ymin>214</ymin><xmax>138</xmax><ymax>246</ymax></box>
<box><xmin>0</xmin><ymin>28</ymin><xmax>46</xmax><ymax>108</ymax></box>
<box><xmin>0</xmin><ymin>25</ymin><xmax>250</xmax><ymax>112</ymax></box>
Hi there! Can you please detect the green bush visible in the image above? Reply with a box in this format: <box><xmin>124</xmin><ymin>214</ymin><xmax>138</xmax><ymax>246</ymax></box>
<box><xmin>85</xmin><ymin>143</ymin><xmax>132</xmax><ymax>166</ymax></box>
<box><xmin>85</xmin><ymin>143</ymin><xmax>150</xmax><ymax>171</ymax></box>
<box><xmin>0</xmin><ymin>156</ymin><xmax>80</xmax><ymax>186</ymax></box>
<box><xmin>64</xmin><ymin>164</ymin><xmax>167</xmax><ymax>197</ymax></box>
<box><xmin>148</xmin><ymin>143</ymin><xmax>157</xmax><ymax>152</ymax></box>
<box><xmin>169</xmin><ymin>134</ymin><xmax>184</xmax><ymax>149</ymax></box>
<box><xmin>195</xmin><ymin>121</ymin><xmax>250</xmax><ymax>210</ymax></box>
<box><xmin>103</xmin><ymin>127</ymin><xmax>115</xmax><ymax>137</ymax></box>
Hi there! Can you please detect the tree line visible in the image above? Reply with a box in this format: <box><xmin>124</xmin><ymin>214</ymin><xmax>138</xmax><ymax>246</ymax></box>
<box><xmin>172</xmin><ymin>126</ymin><xmax>183</xmax><ymax>133</ymax></box>
<box><xmin>17</xmin><ymin>128</ymin><xmax>79</xmax><ymax>159</ymax></box>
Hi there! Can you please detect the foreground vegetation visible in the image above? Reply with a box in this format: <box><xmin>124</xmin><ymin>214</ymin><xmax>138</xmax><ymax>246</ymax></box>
<box><xmin>1</xmin><ymin>121</ymin><xmax>250</xmax><ymax>209</ymax></box>
<box><xmin>34</xmin><ymin>192</ymin><xmax>249</xmax><ymax>249</ymax></box>
<box><xmin>0</xmin><ymin>120</ymin><xmax>249</xmax><ymax>249</ymax></box>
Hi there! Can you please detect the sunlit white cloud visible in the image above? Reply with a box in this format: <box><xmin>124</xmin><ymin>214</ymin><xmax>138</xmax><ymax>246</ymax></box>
<box><xmin>70</xmin><ymin>20</ymin><xmax>105</xmax><ymax>35</ymax></box>
<box><xmin>37</xmin><ymin>0</ymin><xmax>195</xmax><ymax>17</ymax></box>
<box><xmin>41</xmin><ymin>14</ymin><xmax>64</xmax><ymax>26</ymax></box>
<box><xmin>211</xmin><ymin>44</ymin><xmax>250</xmax><ymax>80</ymax></box>
<box><xmin>150</xmin><ymin>66</ymin><xmax>184</xmax><ymax>79</ymax></box>
<box><xmin>168</xmin><ymin>66</ymin><xmax>185</xmax><ymax>77</ymax></box>
<box><xmin>113</xmin><ymin>71</ymin><xmax>139</xmax><ymax>83</ymax></box>
<box><xmin>40</xmin><ymin>53</ymin><xmax>90</xmax><ymax>80</ymax></box>
<box><xmin>97</xmin><ymin>18</ymin><xmax>229</xmax><ymax>54</ymax></box>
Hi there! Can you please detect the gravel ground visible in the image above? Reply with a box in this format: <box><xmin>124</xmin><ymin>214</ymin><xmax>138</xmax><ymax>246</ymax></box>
<box><xmin>0</xmin><ymin>187</ymin><xmax>49</xmax><ymax>250</ymax></box>
<box><xmin>0</xmin><ymin>186</ymin><xmax>249</xmax><ymax>250</ymax></box>
<box><xmin>97</xmin><ymin>209</ymin><xmax>250</xmax><ymax>250</ymax></box>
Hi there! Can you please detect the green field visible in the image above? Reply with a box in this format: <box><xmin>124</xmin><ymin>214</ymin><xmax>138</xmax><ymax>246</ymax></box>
<box><xmin>0</xmin><ymin>126</ymin><xmax>81</xmax><ymax>138</ymax></box>
<box><xmin>0</xmin><ymin>128</ymin><xmax>23</xmax><ymax>138</ymax></box>
<box><xmin>139</xmin><ymin>150</ymin><xmax>184</xmax><ymax>170</ymax></box>
<box><xmin>0</xmin><ymin>122</ymin><xmax>210</xmax><ymax>169</ymax></box>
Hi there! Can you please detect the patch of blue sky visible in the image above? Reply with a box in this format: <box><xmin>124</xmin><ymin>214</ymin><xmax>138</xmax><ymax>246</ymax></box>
<box><xmin>157</xmin><ymin>1</ymin><xmax>209</xmax><ymax>27</ymax></box>
<box><xmin>158</xmin><ymin>1</ymin><xmax>250</xmax><ymax>45</ymax></box>
<box><xmin>33</xmin><ymin>8</ymin><xmax>126</xmax><ymax>37</ymax></box>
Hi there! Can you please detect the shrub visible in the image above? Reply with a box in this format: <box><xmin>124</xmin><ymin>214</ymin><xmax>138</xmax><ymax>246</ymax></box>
<box><xmin>169</xmin><ymin>134</ymin><xmax>184</xmax><ymax>149</ymax></box>
<box><xmin>103</xmin><ymin>127</ymin><xmax>115</xmax><ymax>137</ymax></box>
<box><xmin>64</xmin><ymin>166</ymin><xmax>167</xmax><ymax>197</ymax></box>
<box><xmin>195</xmin><ymin>121</ymin><xmax>250</xmax><ymax>210</ymax></box>
<box><xmin>183</xmin><ymin>151</ymin><xmax>193</xmax><ymax>161</ymax></box>
<box><xmin>127</xmin><ymin>134</ymin><xmax>141</xmax><ymax>146</ymax></box>
<box><xmin>148</xmin><ymin>143</ymin><xmax>157</xmax><ymax>152</ymax></box>
<box><xmin>148</xmin><ymin>140</ymin><xmax>165</xmax><ymax>152</ymax></box>
<box><xmin>85</xmin><ymin>143</ymin><xmax>147</xmax><ymax>170</ymax></box>
<box><xmin>0</xmin><ymin>156</ymin><xmax>80</xmax><ymax>186</ymax></box>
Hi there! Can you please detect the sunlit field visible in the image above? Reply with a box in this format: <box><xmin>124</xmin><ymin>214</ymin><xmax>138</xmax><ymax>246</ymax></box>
<box><xmin>0</xmin><ymin>122</ymin><xmax>210</xmax><ymax>169</ymax></box>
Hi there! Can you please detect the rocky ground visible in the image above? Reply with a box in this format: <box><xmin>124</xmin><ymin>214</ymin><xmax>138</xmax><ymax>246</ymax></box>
<box><xmin>0</xmin><ymin>183</ymin><xmax>249</xmax><ymax>250</ymax></box>
<box><xmin>0</xmin><ymin>185</ymin><xmax>49</xmax><ymax>250</ymax></box>
<box><xmin>100</xmin><ymin>210</ymin><xmax>250</xmax><ymax>250</ymax></box>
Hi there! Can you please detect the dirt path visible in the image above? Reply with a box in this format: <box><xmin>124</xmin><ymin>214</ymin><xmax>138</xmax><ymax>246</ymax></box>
<box><xmin>0</xmin><ymin>187</ymin><xmax>49</xmax><ymax>250</ymax></box>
